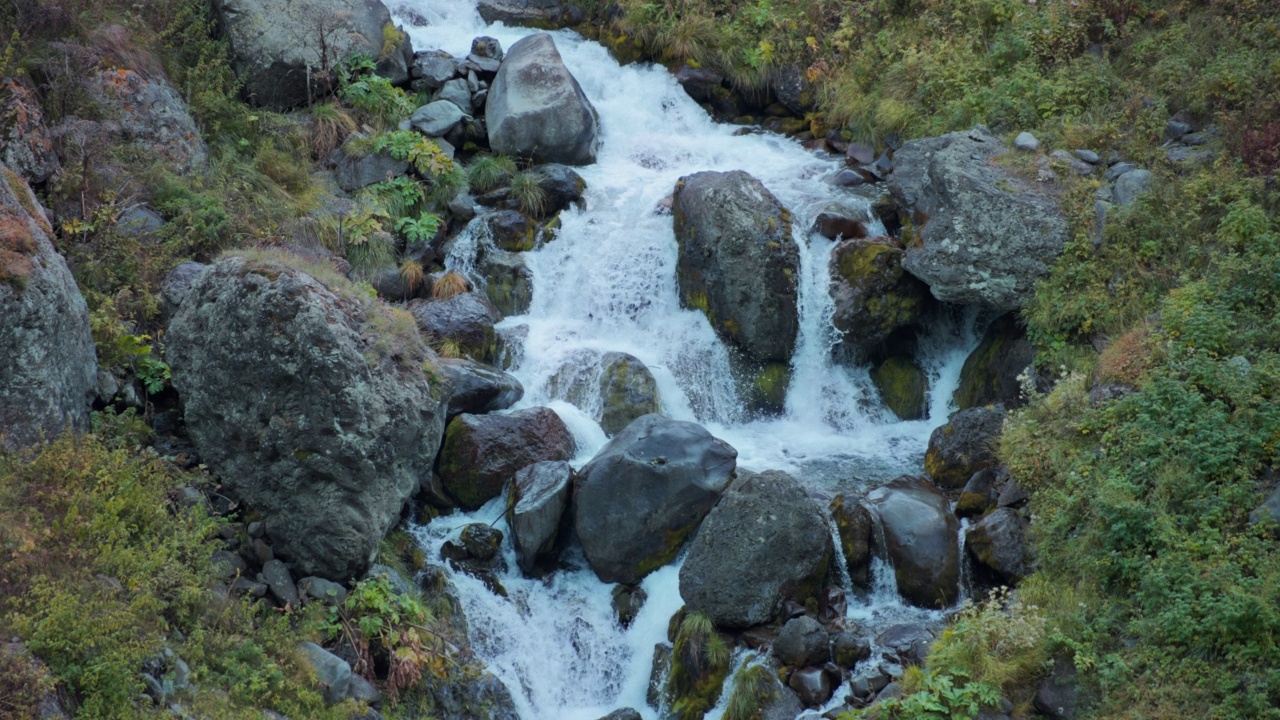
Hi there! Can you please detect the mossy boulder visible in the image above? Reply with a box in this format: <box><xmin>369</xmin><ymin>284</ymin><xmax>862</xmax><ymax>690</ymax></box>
<box><xmin>436</xmin><ymin>407</ymin><xmax>576</xmax><ymax>510</ymax></box>
<box><xmin>870</xmin><ymin>355</ymin><xmax>927</xmax><ymax>420</ymax></box>
<box><xmin>575</xmin><ymin>414</ymin><xmax>737</xmax><ymax>584</ymax></box>
<box><xmin>750</xmin><ymin>362</ymin><xmax>791</xmax><ymax>415</ymax></box>
<box><xmin>476</xmin><ymin>247</ymin><xmax>533</xmax><ymax>316</ymax></box>
<box><xmin>407</xmin><ymin>292</ymin><xmax>503</xmax><ymax>362</ymax></box>
<box><xmin>673</xmin><ymin>170</ymin><xmax>799</xmax><ymax>412</ymax></box>
<box><xmin>167</xmin><ymin>252</ymin><xmax>449</xmax><ymax>581</ymax></box>
<box><xmin>480</xmin><ymin>210</ymin><xmax>537</xmax><ymax>252</ymax></box>
<box><xmin>954</xmin><ymin>312</ymin><xmax>1036</xmax><ymax>410</ymax></box>
<box><xmin>924</xmin><ymin>406</ymin><xmax>1005</xmax><ymax>490</ymax></box>
<box><xmin>0</xmin><ymin>163</ymin><xmax>97</xmax><ymax>450</ymax></box>
<box><xmin>679</xmin><ymin>470</ymin><xmax>832</xmax><ymax>629</ymax></box>
<box><xmin>829</xmin><ymin>237</ymin><xmax>931</xmax><ymax>360</ymax></box>
<box><xmin>965</xmin><ymin>507</ymin><xmax>1033</xmax><ymax>583</ymax></box>
<box><xmin>548</xmin><ymin>350</ymin><xmax>662</xmax><ymax>436</ymax></box>
<box><xmin>664</xmin><ymin>611</ymin><xmax>732</xmax><ymax>720</ymax></box>
<box><xmin>830</xmin><ymin>494</ymin><xmax>874</xmax><ymax>587</ymax></box>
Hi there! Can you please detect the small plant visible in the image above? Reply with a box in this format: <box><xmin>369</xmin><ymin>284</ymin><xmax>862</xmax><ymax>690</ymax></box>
<box><xmin>396</xmin><ymin>213</ymin><xmax>442</xmax><ymax>244</ymax></box>
<box><xmin>466</xmin><ymin>155</ymin><xmax>518</xmax><ymax>193</ymax></box>
<box><xmin>509</xmin><ymin>171</ymin><xmax>548</xmax><ymax>217</ymax></box>
<box><xmin>321</xmin><ymin>575</ymin><xmax>453</xmax><ymax>703</ymax></box>
<box><xmin>399</xmin><ymin>259</ymin><xmax>424</xmax><ymax>295</ymax></box>
<box><xmin>430</xmin><ymin>271</ymin><xmax>468</xmax><ymax>300</ymax></box>
<box><xmin>368</xmin><ymin>176</ymin><xmax>426</xmax><ymax>218</ymax></box>
<box><xmin>339</xmin><ymin>56</ymin><xmax>413</xmax><ymax>128</ymax></box>
<box><xmin>310</xmin><ymin>102</ymin><xmax>357</xmax><ymax>158</ymax></box>
<box><xmin>667</xmin><ymin>610</ymin><xmax>731</xmax><ymax>720</ymax></box>
<box><xmin>723</xmin><ymin>661</ymin><xmax>776</xmax><ymax>720</ymax></box>
<box><xmin>437</xmin><ymin>337</ymin><xmax>463</xmax><ymax>359</ymax></box>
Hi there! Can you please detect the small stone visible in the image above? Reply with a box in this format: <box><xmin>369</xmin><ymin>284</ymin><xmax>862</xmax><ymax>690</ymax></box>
<box><xmin>1164</xmin><ymin>119</ymin><xmax>1192</xmax><ymax>143</ymax></box>
<box><xmin>1074</xmin><ymin>149</ymin><xmax>1100</xmax><ymax>164</ymax></box>
<box><xmin>1104</xmin><ymin>162</ymin><xmax>1138</xmax><ymax>182</ymax></box>
<box><xmin>471</xmin><ymin>36</ymin><xmax>504</xmax><ymax>60</ymax></box>
<box><xmin>1014</xmin><ymin>132</ymin><xmax>1040</xmax><ymax>152</ymax></box>
<box><xmin>831</xmin><ymin>631</ymin><xmax>872</xmax><ymax>669</ymax></box>
<box><xmin>298</xmin><ymin>576</ymin><xmax>348</xmax><ymax>605</ymax></box>
<box><xmin>247</xmin><ymin>521</ymin><xmax>265</xmax><ymax>538</ymax></box>
<box><xmin>612</xmin><ymin>585</ymin><xmax>647</xmax><ymax>628</ymax></box>
<box><xmin>828</xmin><ymin>169</ymin><xmax>867</xmax><ymax>187</ymax></box>
<box><xmin>261</xmin><ymin>559</ymin><xmax>300</xmax><ymax>608</ymax></box>
<box><xmin>1112</xmin><ymin>169</ymin><xmax>1154</xmax><ymax>206</ymax></box>
<box><xmin>774</xmin><ymin>616</ymin><xmax>830</xmax><ymax>667</ymax></box>
<box><xmin>459</xmin><ymin>523</ymin><xmax>504</xmax><ymax>561</ymax></box>
<box><xmin>846</xmin><ymin>142</ymin><xmax>875</xmax><ymax>165</ymax></box>
<box><xmin>788</xmin><ymin>667</ymin><xmax>834</xmax><ymax>707</ymax></box>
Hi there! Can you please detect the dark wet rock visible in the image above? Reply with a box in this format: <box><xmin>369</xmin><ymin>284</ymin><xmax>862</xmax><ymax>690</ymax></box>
<box><xmin>832</xmin><ymin>631</ymin><xmax>872</xmax><ymax>669</ymax></box>
<box><xmin>954</xmin><ymin>312</ymin><xmax>1035</xmax><ymax>410</ymax></box>
<box><xmin>213</xmin><ymin>0</ymin><xmax>409</xmax><ymax>109</ymax></box>
<box><xmin>487</xmin><ymin>33</ymin><xmax>599</xmax><ymax>164</ymax></box>
<box><xmin>596</xmin><ymin>710</ymin><xmax>643</xmax><ymax>720</ymax></box>
<box><xmin>830</xmin><ymin>494</ymin><xmax>874</xmax><ymax>587</ymax></box>
<box><xmin>789</xmin><ymin>667</ymin><xmax>834</xmax><ymax>707</ymax></box>
<box><xmin>871</xmin><ymin>356</ymin><xmax>927</xmax><ymax>421</ymax></box>
<box><xmin>426</xmin><ymin>670</ymin><xmax>520</xmax><ymax>720</ymax></box>
<box><xmin>829</xmin><ymin>237</ymin><xmax>930</xmax><ymax>360</ymax></box>
<box><xmin>530</xmin><ymin>163</ymin><xmax>587</xmax><ymax>216</ymax></box>
<box><xmin>925</xmin><ymin>407</ymin><xmax>1005</xmax><ymax>489</ymax></box>
<box><xmin>480</xmin><ymin>209</ymin><xmax>538</xmax><ymax>252</ymax></box>
<box><xmin>548</xmin><ymin>350</ymin><xmax>662</xmax><ymax>436</ymax></box>
<box><xmin>966</xmin><ymin>507</ymin><xmax>1032</xmax><ymax>583</ymax></box>
<box><xmin>477</xmin><ymin>0</ymin><xmax>585</xmax><ymax>28</ymax></box>
<box><xmin>0</xmin><ymin>163</ymin><xmax>97</xmax><ymax>450</ymax></box>
<box><xmin>438</xmin><ymin>356</ymin><xmax>525</xmax><ymax>417</ymax></box>
<box><xmin>864</xmin><ymin>476</ymin><xmax>960</xmax><ymax>608</ymax></box>
<box><xmin>508</xmin><ymin>460</ymin><xmax>573</xmax><ymax>573</ymax></box>
<box><xmin>889</xmin><ymin>126</ymin><xmax>1069</xmax><ymax>312</ymax></box>
<box><xmin>576</xmin><ymin>414</ymin><xmax>737</xmax><ymax>584</ymax></box>
<box><xmin>408</xmin><ymin>292</ymin><xmax>503</xmax><ymax>362</ymax></box>
<box><xmin>412</xmin><ymin>50</ymin><xmax>459</xmax><ymax>91</ymax></box>
<box><xmin>1035</xmin><ymin>656</ymin><xmax>1081</xmax><ymax>720</ymax></box>
<box><xmin>459</xmin><ymin>523</ymin><xmax>503</xmax><ymax>561</ymax></box>
<box><xmin>876</xmin><ymin>623</ymin><xmax>935</xmax><ymax>666</ymax></box>
<box><xmin>680</xmin><ymin>470</ymin><xmax>831</xmax><ymax>628</ymax></box>
<box><xmin>955</xmin><ymin>467</ymin><xmax>1001</xmax><ymax>518</ymax></box>
<box><xmin>612</xmin><ymin>585</ymin><xmax>647</xmax><ymax>628</ymax></box>
<box><xmin>167</xmin><ymin>255</ymin><xmax>449</xmax><ymax>581</ymax></box>
<box><xmin>437</xmin><ymin>407</ymin><xmax>576</xmax><ymax>510</ymax></box>
<box><xmin>774</xmin><ymin>616</ymin><xmax>830</xmax><ymax>667</ymax></box>
<box><xmin>476</xmin><ymin>246</ymin><xmax>533</xmax><ymax>316</ymax></box>
<box><xmin>262</xmin><ymin>558</ymin><xmax>300</xmax><ymax>608</ymax></box>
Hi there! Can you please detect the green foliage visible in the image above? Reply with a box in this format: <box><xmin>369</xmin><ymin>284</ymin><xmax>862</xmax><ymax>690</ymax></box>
<box><xmin>467</xmin><ymin>154</ymin><xmax>518</xmax><ymax>194</ymax></box>
<box><xmin>339</xmin><ymin>56</ymin><xmax>413</xmax><ymax>129</ymax></box>
<box><xmin>509</xmin><ymin>171</ymin><xmax>549</xmax><ymax>217</ymax></box>
<box><xmin>847</xmin><ymin>667</ymin><xmax>1002</xmax><ymax>720</ymax></box>
<box><xmin>723</xmin><ymin>661</ymin><xmax>775</xmax><ymax>720</ymax></box>
<box><xmin>396</xmin><ymin>213</ymin><xmax>442</xmax><ymax>244</ymax></box>
<box><xmin>667</xmin><ymin>610</ymin><xmax>731</xmax><ymax>720</ymax></box>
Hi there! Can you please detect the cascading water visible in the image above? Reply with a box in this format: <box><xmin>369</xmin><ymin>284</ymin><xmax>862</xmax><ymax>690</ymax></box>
<box><xmin>395</xmin><ymin>2</ymin><xmax>983</xmax><ymax>717</ymax></box>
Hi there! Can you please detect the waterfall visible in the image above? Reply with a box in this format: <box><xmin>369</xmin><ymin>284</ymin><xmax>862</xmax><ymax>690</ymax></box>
<box><xmin>393</xmin><ymin>2</ymin><xmax>983</xmax><ymax>717</ymax></box>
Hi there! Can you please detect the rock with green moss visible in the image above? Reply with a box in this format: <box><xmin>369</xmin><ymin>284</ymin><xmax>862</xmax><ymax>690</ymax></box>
<box><xmin>576</xmin><ymin>414</ymin><xmax>737</xmax><ymax>584</ymax></box>
<box><xmin>480</xmin><ymin>210</ymin><xmax>538</xmax><ymax>252</ymax></box>
<box><xmin>0</xmin><ymin>164</ymin><xmax>97</xmax><ymax>451</ymax></box>
<box><xmin>680</xmin><ymin>470</ymin><xmax>832</xmax><ymax>629</ymax></box>
<box><xmin>673</xmin><ymin>170</ymin><xmax>799</xmax><ymax>405</ymax></box>
<box><xmin>828</xmin><ymin>236</ymin><xmax>931</xmax><ymax>360</ymax></box>
<box><xmin>167</xmin><ymin>254</ymin><xmax>449</xmax><ymax>581</ymax></box>
<box><xmin>749</xmin><ymin>362</ymin><xmax>791</xmax><ymax>415</ymax></box>
<box><xmin>548</xmin><ymin>350</ymin><xmax>661</xmax><ymax>435</ymax></box>
<box><xmin>829</xmin><ymin>494</ymin><xmax>873</xmax><ymax>587</ymax></box>
<box><xmin>870</xmin><ymin>356</ymin><xmax>927</xmax><ymax>420</ymax></box>
<box><xmin>864</xmin><ymin>475</ymin><xmax>960</xmax><ymax>608</ymax></box>
<box><xmin>477</xmin><ymin>247</ymin><xmax>533</xmax><ymax>316</ymax></box>
<box><xmin>954</xmin><ymin>312</ymin><xmax>1035</xmax><ymax>410</ymax></box>
<box><xmin>665</xmin><ymin>611</ymin><xmax>732</xmax><ymax>720</ymax></box>
<box><xmin>407</xmin><ymin>292</ymin><xmax>503</xmax><ymax>362</ymax></box>
<box><xmin>924</xmin><ymin>406</ymin><xmax>1005</xmax><ymax>490</ymax></box>
<box><xmin>436</xmin><ymin>407</ymin><xmax>576</xmax><ymax>511</ymax></box>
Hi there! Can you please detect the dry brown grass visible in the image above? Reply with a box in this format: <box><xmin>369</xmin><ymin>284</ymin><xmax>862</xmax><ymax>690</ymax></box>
<box><xmin>0</xmin><ymin>210</ymin><xmax>37</xmax><ymax>290</ymax></box>
<box><xmin>1094</xmin><ymin>325</ymin><xmax>1156</xmax><ymax>387</ymax></box>
<box><xmin>430</xmin><ymin>271</ymin><xmax>468</xmax><ymax>301</ymax></box>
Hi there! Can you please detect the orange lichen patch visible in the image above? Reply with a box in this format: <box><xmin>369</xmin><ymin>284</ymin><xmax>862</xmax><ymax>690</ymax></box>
<box><xmin>1</xmin><ymin>168</ymin><xmax>52</xmax><ymax>236</ymax></box>
<box><xmin>0</xmin><ymin>210</ymin><xmax>37</xmax><ymax>291</ymax></box>
<box><xmin>1095</xmin><ymin>325</ymin><xmax>1156</xmax><ymax>387</ymax></box>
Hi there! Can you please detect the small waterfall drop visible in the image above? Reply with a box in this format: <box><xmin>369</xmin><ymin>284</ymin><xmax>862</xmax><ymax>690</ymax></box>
<box><xmin>393</xmin><ymin>2</ymin><xmax>984</xmax><ymax>717</ymax></box>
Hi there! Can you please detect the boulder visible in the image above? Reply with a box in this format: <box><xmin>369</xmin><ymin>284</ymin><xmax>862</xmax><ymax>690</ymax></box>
<box><xmin>966</xmin><ymin>507</ymin><xmax>1032</xmax><ymax>583</ymax></box>
<box><xmin>548</xmin><ymin>350</ymin><xmax>661</xmax><ymax>436</ymax></box>
<box><xmin>576</xmin><ymin>414</ymin><xmax>737</xmax><ymax>584</ymax></box>
<box><xmin>888</xmin><ymin>127</ymin><xmax>1069</xmax><ymax>312</ymax></box>
<box><xmin>829</xmin><ymin>237</ymin><xmax>930</xmax><ymax>360</ymax></box>
<box><xmin>434</xmin><ymin>78</ymin><xmax>473</xmax><ymax>113</ymax></box>
<box><xmin>425</xmin><ymin>670</ymin><xmax>520</xmax><ymax>720</ymax></box>
<box><xmin>486</xmin><ymin>33</ymin><xmax>599</xmax><ymax>165</ymax></box>
<box><xmin>437</xmin><ymin>408</ymin><xmax>576</xmax><ymax>510</ymax></box>
<box><xmin>612</xmin><ymin>585</ymin><xmax>647</xmax><ymax>628</ymax></box>
<box><xmin>1013</xmin><ymin>132</ymin><xmax>1040</xmax><ymax>152</ymax></box>
<box><xmin>412</xmin><ymin>50</ymin><xmax>458</xmax><ymax>91</ymax></box>
<box><xmin>1112</xmin><ymin>168</ymin><xmax>1154</xmax><ymax>206</ymax></box>
<box><xmin>1034</xmin><ymin>656</ymin><xmax>1081</xmax><ymax>720</ymax></box>
<box><xmin>829</xmin><ymin>494</ymin><xmax>873</xmax><ymax>587</ymax></box>
<box><xmin>412</xmin><ymin>100</ymin><xmax>468</xmax><ymax>138</ymax></box>
<box><xmin>864</xmin><ymin>476</ymin><xmax>960</xmax><ymax>608</ymax></box>
<box><xmin>0</xmin><ymin>164</ymin><xmax>97</xmax><ymax>450</ymax></box>
<box><xmin>870</xmin><ymin>356</ymin><xmax>927</xmax><ymax>421</ymax></box>
<box><xmin>213</xmin><ymin>0</ymin><xmax>410</xmax><ymax>109</ymax></box>
<box><xmin>831</xmin><ymin>631</ymin><xmax>871</xmax><ymax>669</ymax></box>
<box><xmin>788</xmin><ymin>667</ymin><xmax>834</xmax><ymax>707</ymax></box>
<box><xmin>262</xmin><ymin>558</ymin><xmax>301</xmax><ymax>608</ymax></box>
<box><xmin>596</xmin><ymin>711</ymin><xmax>642</xmax><ymax>720</ymax></box>
<box><xmin>773</xmin><ymin>616</ymin><xmax>830</xmax><ymax>667</ymax></box>
<box><xmin>507</xmin><ymin>460</ymin><xmax>573</xmax><ymax>573</ymax></box>
<box><xmin>0</xmin><ymin>80</ymin><xmax>59</xmax><ymax>184</ymax></box>
<box><xmin>479</xmin><ymin>209</ymin><xmax>537</xmax><ymax>252</ymax></box>
<box><xmin>955</xmin><ymin>467</ymin><xmax>1001</xmax><ymax>518</ymax></box>
<box><xmin>437</xmin><ymin>356</ymin><xmax>524</xmax><ymax>417</ymax></box>
<box><xmin>331</xmin><ymin>140</ymin><xmax>409</xmax><ymax>192</ymax></box>
<box><xmin>407</xmin><ymin>292</ymin><xmax>503</xmax><ymax>362</ymax></box>
<box><xmin>477</xmin><ymin>0</ymin><xmax>586</xmax><ymax>30</ymax></box>
<box><xmin>84</xmin><ymin>67</ymin><xmax>207</xmax><ymax>172</ymax></box>
<box><xmin>299</xmin><ymin>642</ymin><xmax>352</xmax><ymax>704</ymax></box>
<box><xmin>167</xmin><ymin>255</ymin><xmax>449</xmax><ymax>580</ymax></box>
<box><xmin>953</xmin><ymin>313</ymin><xmax>1034</xmax><ymax>410</ymax></box>
<box><xmin>673</xmin><ymin>170</ymin><xmax>799</xmax><ymax>409</ymax></box>
<box><xmin>925</xmin><ymin>407</ymin><xmax>1005</xmax><ymax>490</ymax></box>
<box><xmin>476</xmin><ymin>247</ymin><xmax>533</xmax><ymax>316</ymax></box>
<box><xmin>680</xmin><ymin>470</ymin><xmax>831</xmax><ymax>628</ymax></box>
<box><xmin>530</xmin><ymin>163</ymin><xmax>587</xmax><ymax>216</ymax></box>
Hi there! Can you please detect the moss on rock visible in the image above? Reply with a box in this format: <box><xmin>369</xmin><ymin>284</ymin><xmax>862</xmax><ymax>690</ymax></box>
<box><xmin>871</xmin><ymin>355</ymin><xmax>927</xmax><ymax>420</ymax></box>
<box><xmin>750</xmin><ymin>362</ymin><xmax>790</xmax><ymax>415</ymax></box>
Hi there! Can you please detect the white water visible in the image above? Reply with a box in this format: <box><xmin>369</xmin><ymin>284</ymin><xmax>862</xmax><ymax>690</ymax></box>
<box><xmin>395</xmin><ymin>2</ymin><xmax>982</xmax><ymax>717</ymax></box>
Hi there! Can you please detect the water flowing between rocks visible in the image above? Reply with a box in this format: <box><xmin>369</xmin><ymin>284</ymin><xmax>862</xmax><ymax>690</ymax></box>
<box><xmin>396</xmin><ymin>2</ymin><xmax>983</xmax><ymax>717</ymax></box>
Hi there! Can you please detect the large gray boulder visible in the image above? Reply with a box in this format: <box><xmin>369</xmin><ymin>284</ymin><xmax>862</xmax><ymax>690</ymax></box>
<box><xmin>889</xmin><ymin>127</ymin><xmax>1069</xmax><ymax>312</ymax></box>
<box><xmin>330</xmin><ymin>137</ymin><xmax>409</xmax><ymax>192</ymax></box>
<box><xmin>486</xmin><ymin>33</ymin><xmax>599</xmax><ymax>165</ymax></box>
<box><xmin>680</xmin><ymin>470</ymin><xmax>831</xmax><ymax>628</ymax></box>
<box><xmin>0</xmin><ymin>164</ymin><xmax>97</xmax><ymax>450</ymax></box>
<box><xmin>507</xmin><ymin>460</ymin><xmax>573</xmax><ymax>573</ymax></box>
<box><xmin>966</xmin><ymin>507</ymin><xmax>1032</xmax><ymax>583</ymax></box>
<box><xmin>408</xmin><ymin>292</ymin><xmax>503</xmax><ymax>362</ymax></box>
<box><xmin>575</xmin><ymin>414</ymin><xmax>737</xmax><ymax>584</ymax></box>
<box><xmin>548</xmin><ymin>350</ymin><xmax>661</xmax><ymax>436</ymax></box>
<box><xmin>167</xmin><ymin>255</ymin><xmax>450</xmax><ymax>581</ymax></box>
<box><xmin>864</xmin><ymin>475</ymin><xmax>960</xmax><ymax>608</ymax></box>
<box><xmin>84</xmin><ymin>67</ymin><xmax>208</xmax><ymax>172</ymax></box>
<box><xmin>213</xmin><ymin>0</ymin><xmax>411</xmax><ymax>109</ymax></box>
<box><xmin>437</xmin><ymin>356</ymin><xmax>524</xmax><ymax>417</ymax></box>
<box><xmin>478</xmin><ymin>0</ymin><xmax>586</xmax><ymax>28</ymax></box>
<box><xmin>437</xmin><ymin>408</ymin><xmax>576</xmax><ymax>510</ymax></box>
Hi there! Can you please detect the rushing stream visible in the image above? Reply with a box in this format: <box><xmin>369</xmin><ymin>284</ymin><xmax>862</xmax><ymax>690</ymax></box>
<box><xmin>395</xmin><ymin>2</ymin><xmax>982</xmax><ymax>717</ymax></box>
